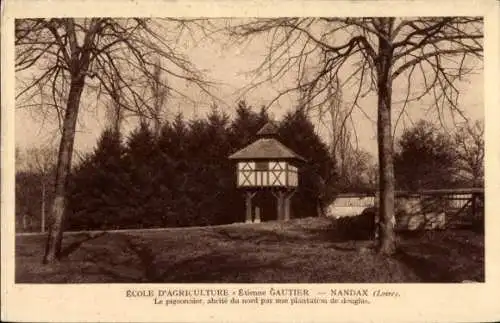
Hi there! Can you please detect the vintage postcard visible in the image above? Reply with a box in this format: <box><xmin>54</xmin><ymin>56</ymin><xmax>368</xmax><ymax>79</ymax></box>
<box><xmin>2</xmin><ymin>0</ymin><xmax>500</xmax><ymax>322</ymax></box>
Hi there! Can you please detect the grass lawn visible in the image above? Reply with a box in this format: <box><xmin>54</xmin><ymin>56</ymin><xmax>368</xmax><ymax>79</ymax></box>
<box><xmin>15</xmin><ymin>217</ymin><xmax>484</xmax><ymax>283</ymax></box>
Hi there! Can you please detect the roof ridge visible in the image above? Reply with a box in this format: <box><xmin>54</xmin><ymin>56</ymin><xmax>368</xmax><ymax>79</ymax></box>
<box><xmin>256</xmin><ymin>121</ymin><xmax>279</xmax><ymax>137</ymax></box>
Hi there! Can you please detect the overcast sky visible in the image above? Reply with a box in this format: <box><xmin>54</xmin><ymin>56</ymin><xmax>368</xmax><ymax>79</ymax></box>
<box><xmin>15</xmin><ymin>19</ymin><xmax>484</xmax><ymax>159</ymax></box>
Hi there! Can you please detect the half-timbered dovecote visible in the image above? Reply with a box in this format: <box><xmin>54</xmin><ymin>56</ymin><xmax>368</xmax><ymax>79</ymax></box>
<box><xmin>228</xmin><ymin>122</ymin><xmax>305</xmax><ymax>222</ymax></box>
<box><xmin>228</xmin><ymin>122</ymin><xmax>305</xmax><ymax>188</ymax></box>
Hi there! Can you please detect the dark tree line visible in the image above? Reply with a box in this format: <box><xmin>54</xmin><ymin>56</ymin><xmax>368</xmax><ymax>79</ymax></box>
<box><xmin>16</xmin><ymin>113</ymin><xmax>483</xmax><ymax>233</ymax></box>
<box><xmin>15</xmin><ymin>113</ymin><xmax>483</xmax><ymax>233</ymax></box>
<box><xmin>394</xmin><ymin>120</ymin><xmax>484</xmax><ymax>191</ymax></box>
<box><xmin>16</xmin><ymin>172</ymin><xmax>55</xmax><ymax>233</ymax></box>
<box><xmin>62</xmin><ymin>101</ymin><xmax>337</xmax><ymax>231</ymax></box>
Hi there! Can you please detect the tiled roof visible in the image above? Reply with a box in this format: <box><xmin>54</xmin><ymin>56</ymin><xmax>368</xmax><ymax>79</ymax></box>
<box><xmin>228</xmin><ymin>138</ymin><xmax>306</xmax><ymax>162</ymax></box>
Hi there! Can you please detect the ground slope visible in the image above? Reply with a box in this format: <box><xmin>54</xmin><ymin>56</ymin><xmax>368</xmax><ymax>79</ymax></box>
<box><xmin>15</xmin><ymin>217</ymin><xmax>484</xmax><ymax>283</ymax></box>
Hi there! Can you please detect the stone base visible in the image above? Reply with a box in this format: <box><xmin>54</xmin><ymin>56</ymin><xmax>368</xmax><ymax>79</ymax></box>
<box><xmin>398</xmin><ymin>212</ymin><xmax>446</xmax><ymax>230</ymax></box>
<box><xmin>395</xmin><ymin>196</ymin><xmax>446</xmax><ymax>230</ymax></box>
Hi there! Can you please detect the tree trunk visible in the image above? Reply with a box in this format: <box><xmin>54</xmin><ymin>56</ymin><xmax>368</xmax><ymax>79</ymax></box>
<box><xmin>41</xmin><ymin>180</ymin><xmax>46</xmax><ymax>233</ymax></box>
<box><xmin>43</xmin><ymin>77</ymin><xmax>85</xmax><ymax>264</ymax></box>
<box><xmin>316</xmin><ymin>199</ymin><xmax>325</xmax><ymax>217</ymax></box>
<box><xmin>376</xmin><ymin>20</ymin><xmax>397</xmax><ymax>255</ymax></box>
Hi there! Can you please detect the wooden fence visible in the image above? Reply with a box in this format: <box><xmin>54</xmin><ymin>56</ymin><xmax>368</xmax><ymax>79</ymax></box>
<box><xmin>327</xmin><ymin>188</ymin><xmax>484</xmax><ymax>230</ymax></box>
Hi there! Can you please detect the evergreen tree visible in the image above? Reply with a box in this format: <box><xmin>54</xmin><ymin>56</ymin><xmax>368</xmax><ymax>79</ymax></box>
<box><xmin>156</xmin><ymin>118</ymin><xmax>192</xmax><ymax>226</ymax></box>
<box><xmin>279</xmin><ymin>109</ymin><xmax>338</xmax><ymax>218</ymax></box>
<box><xmin>195</xmin><ymin>106</ymin><xmax>234</xmax><ymax>225</ymax></box>
<box><xmin>229</xmin><ymin>101</ymin><xmax>269</xmax><ymax>151</ymax></box>
<box><xmin>394</xmin><ymin>120</ymin><xmax>457</xmax><ymax>190</ymax></box>
<box><xmin>123</xmin><ymin>122</ymin><xmax>165</xmax><ymax>228</ymax></box>
<box><xmin>67</xmin><ymin>128</ymin><xmax>127</xmax><ymax>230</ymax></box>
<box><xmin>160</xmin><ymin>113</ymin><xmax>189</xmax><ymax>161</ymax></box>
<box><xmin>16</xmin><ymin>171</ymin><xmax>47</xmax><ymax>232</ymax></box>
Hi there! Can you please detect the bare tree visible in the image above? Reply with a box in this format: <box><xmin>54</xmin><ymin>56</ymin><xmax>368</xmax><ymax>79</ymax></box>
<box><xmin>15</xmin><ymin>18</ymin><xmax>214</xmax><ymax>263</ymax></box>
<box><xmin>104</xmin><ymin>70</ymin><xmax>125</xmax><ymax>134</ymax></box>
<box><xmin>453</xmin><ymin>120</ymin><xmax>484</xmax><ymax>187</ymax></box>
<box><xmin>25</xmin><ymin>146</ymin><xmax>57</xmax><ymax>233</ymax></box>
<box><xmin>314</xmin><ymin>76</ymin><xmax>376</xmax><ymax>193</ymax></box>
<box><xmin>147</xmin><ymin>60</ymin><xmax>170</xmax><ymax>137</ymax></box>
<box><xmin>229</xmin><ymin>17</ymin><xmax>482</xmax><ymax>254</ymax></box>
<box><xmin>321</xmin><ymin>78</ymin><xmax>371</xmax><ymax>191</ymax></box>
<box><xmin>322</xmin><ymin>78</ymin><xmax>354</xmax><ymax>183</ymax></box>
<box><xmin>15</xmin><ymin>147</ymin><xmax>24</xmax><ymax>170</ymax></box>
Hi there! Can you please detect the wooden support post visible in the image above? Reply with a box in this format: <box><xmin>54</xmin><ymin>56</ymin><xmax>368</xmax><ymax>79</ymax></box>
<box><xmin>245</xmin><ymin>194</ymin><xmax>252</xmax><ymax>223</ymax></box>
<box><xmin>272</xmin><ymin>191</ymin><xmax>285</xmax><ymax>221</ymax></box>
<box><xmin>374</xmin><ymin>190</ymin><xmax>380</xmax><ymax>240</ymax></box>
<box><xmin>277</xmin><ymin>193</ymin><xmax>284</xmax><ymax>221</ymax></box>
<box><xmin>254</xmin><ymin>207</ymin><xmax>261</xmax><ymax>223</ymax></box>
<box><xmin>283</xmin><ymin>189</ymin><xmax>296</xmax><ymax>222</ymax></box>
<box><xmin>471</xmin><ymin>193</ymin><xmax>477</xmax><ymax>218</ymax></box>
<box><xmin>245</xmin><ymin>192</ymin><xmax>257</xmax><ymax>223</ymax></box>
<box><xmin>41</xmin><ymin>181</ymin><xmax>46</xmax><ymax>233</ymax></box>
<box><xmin>284</xmin><ymin>197</ymin><xmax>290</xmax><ymax>221</ymax></box>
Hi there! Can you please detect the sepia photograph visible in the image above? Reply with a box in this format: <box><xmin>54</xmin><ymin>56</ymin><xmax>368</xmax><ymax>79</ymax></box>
<box><xmin>12</xmin><ymin>15</ymin><xmax>486</xmax><ymax>284</ymax></box>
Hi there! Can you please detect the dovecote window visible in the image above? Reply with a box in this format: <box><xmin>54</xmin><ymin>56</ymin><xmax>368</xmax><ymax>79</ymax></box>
<box><xmin>255</xmin><ymin>161</ymin><xmax>269</xmax><ymax>171</ymax></box>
